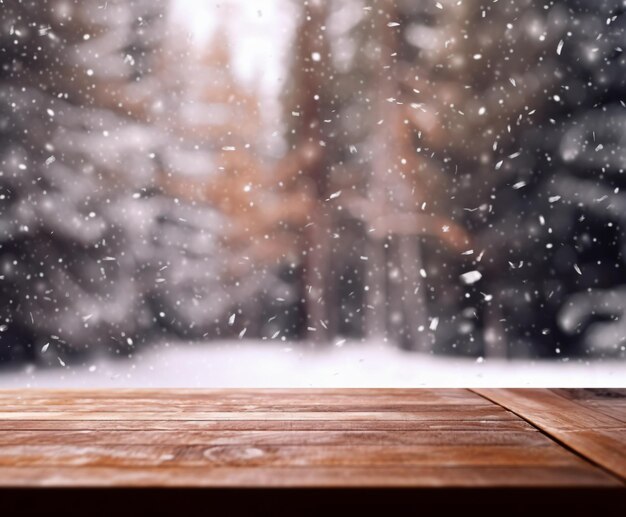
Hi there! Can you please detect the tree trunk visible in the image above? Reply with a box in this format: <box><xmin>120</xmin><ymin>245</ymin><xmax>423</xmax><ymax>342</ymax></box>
<box><xmin>398</xmin><ymin>236</ymin><xmax>431</xmax><ymax>352</ymax></box>
<box><xmin>304</xmin><ymin>206</ymin><xmax>331</xmax><ymax>343</ymax></box>
<box><xmin>364</xmin><ymin>237</ymin><xmax>388</xmax><ymax>340</ymax></box>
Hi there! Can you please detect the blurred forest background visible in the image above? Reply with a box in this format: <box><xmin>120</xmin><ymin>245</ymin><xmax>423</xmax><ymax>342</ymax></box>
<box><xmin>0</xmin><ymin>0</ymin><xmax>625</xmax><ymax>368</ymax></box>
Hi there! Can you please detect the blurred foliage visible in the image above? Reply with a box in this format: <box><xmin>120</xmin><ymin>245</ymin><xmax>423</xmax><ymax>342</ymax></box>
<box><xmin>0</xmin><ymin>0</ymin><xmax>625</xmax><ymax>364</ymax></box>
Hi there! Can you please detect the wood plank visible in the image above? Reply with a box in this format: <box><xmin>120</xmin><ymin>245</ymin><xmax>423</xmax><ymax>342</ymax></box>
<box><xmin>558</xmin><ymin>429</ymin><xmax>626</xmax><ymax>483</ymax></box>
<box><xmin>0</xmin><ymin>389</ymin><xmax>489</xmax><ymax>409</ymax></box>
<box><xmin>0</xmin><ymin>402</ymin><xmax>494</xmax><ymax>412</ymax></box>
<box><xmin>0</xmin><ymin>429</ymin><xmax>546</xmax><ymax>446</ymax></box>
<box><xmin>0</xmin><ymin>390</ymin><xmax>491</xmax><ymax>411</ymax></box>
<box><xmin>474</xmin><ymin>389</ymin><xmax>624</xmax><ymax>431</ymax></box>
<box><xmin>0</xmin><ymin>418</ymin><xmax>535</xmax><ymax>432</ymax></box>
<box><xmin>474</xmin><ymin>389</ymin><xmax>626</xmax><ymax>482</ymax></box>
<box><xmin>585</xmin><ymin>405</ymin><xmax>626</xmax><ymax>424</ymax></box>
<box><xmin>0</xmin><ymin>388</ymin><xmax>425</xmax><ymax>396</ymax></box>
<box><xmin>552</xmin><ymin>389</ymin><xmax>626</xmax><ymax>424</ymax></box>
<box><xmin>0</xmin><ymin>443</ymin><xmax>581</xmax><ymax>468</ymax></box>
<box><xmin>0</xmin><ymin>465</ymin><xmax>617</xmax><ymax>488</ymax></box>
<box><xmin>0</xmin><ymin>407</ymin><xmax>515</xmax><ymax>421</ymax></box>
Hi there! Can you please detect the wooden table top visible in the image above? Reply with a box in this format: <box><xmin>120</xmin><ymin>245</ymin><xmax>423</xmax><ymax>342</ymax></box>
<box><xmin>0</xmin><ymin>388</ymin><xmax>624</xmax><ymax>514</ymax></box>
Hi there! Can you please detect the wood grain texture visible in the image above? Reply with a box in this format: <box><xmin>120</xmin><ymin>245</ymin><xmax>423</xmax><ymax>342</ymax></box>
<box><xmin>0</xmin><ymin>388</ymin><xmax>488</xmax><ymax>403</ymax></box>
<box><xmin>0</xmin><ymin>429</ymin><xmax>545</xmax><ymax>446</ymax></box>
<box><xmin>0</xmin><ymin>444</ymin><xmax>580</xmax><ymax>468</ymax></box>
<box><xmin>0</xmin><ymin>388</ymin><xmax>623</xmax><ymax>492</ymax></box>
<box><xmin>0</xmin><ymin>419</ymin><xmax>534</xmax><ymax>432</ymax></box>
<box><xmin>0</xmin><ymin>408</ymin><xmax>515</xmax><ymax>421</ymax></box>
<box><xmin>552</xmin><ymin>389</ymin><xmax>626</xmax><ymax>424</ymax></box>
<box><xmin>0</xmin><ymin>465</ymin><xmax>616</xmax><ymax>488</ymax></box>
<box><xmin>474</xmin><ymin>388</ymin><xmax>626</xmax><ymax>482</ymax></box>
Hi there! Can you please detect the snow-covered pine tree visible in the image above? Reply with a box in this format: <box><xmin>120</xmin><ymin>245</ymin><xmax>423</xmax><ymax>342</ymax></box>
<box><xmin>152</xmin><ymin>23</ymin><xmax>302</xmax><ymax>340</ymax></box>
<box><xmin>547</xmin><ymin>1</ymin><xmax>626</xmax><ymax>358</ymax></box>
<box><xmin>0</xmin><ymin>0</ymin><xmax>167</xmax><ymax>362</ymax></box>
<box><xmin>383</xmin><ymin>0</ymin><xmax>562</xmax><ymax>357</ymax></box>
<box><xmin>273</xmin><ymin>0</ymin><xmax>474</xmax><ymax>348</ymax></box>
<box><xmin>295</xmin><ymin>0</ymin><xmax>471</xmax><ymax>350</ymax></box>
<box><xmin>393</xmin><ymin>0</ymin><xmax>626</xmax><ymax>358</ymax></box>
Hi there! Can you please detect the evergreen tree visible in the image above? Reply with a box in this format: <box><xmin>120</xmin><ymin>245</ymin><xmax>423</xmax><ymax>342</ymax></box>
<box><xmin>280</xmin><ymin>0</ymin><xmax>626</xmax><ymax>357</ymax></box>
<box><xmin>391</xmin><ymin>0</ymin><xmax>626</xmax><ymax>357</ymax></box>
<box><xmin>0</xmin><ymin>0</ymin><xmax>167</xmax><ymax>361</ymax></box>
<box><xmin>154</xmin><ymin>24</ymin><xmax>302</xmax><ymax>340</ymax></box>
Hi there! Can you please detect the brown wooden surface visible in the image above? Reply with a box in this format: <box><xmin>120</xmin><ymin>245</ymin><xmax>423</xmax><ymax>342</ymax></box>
<box><xmin>475</xmin><ymin>388</ymin><xmax>626</xmax><ymax>482</ymax></box>
<box><xmin>0</xmin><ymin>388</ymin><xmax>623</xmax><ymax>488</ymax></box>
<box><xmin>0</xmin><ymin>389</ymin><xmax>624</xmax><ymax>515</ymax></box>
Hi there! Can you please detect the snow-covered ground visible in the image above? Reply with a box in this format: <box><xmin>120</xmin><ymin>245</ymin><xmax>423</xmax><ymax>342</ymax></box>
<box><xmin>0</xmin><ymin>341</ymin><xmax>624</xmax><ymax>388</ymax></box>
